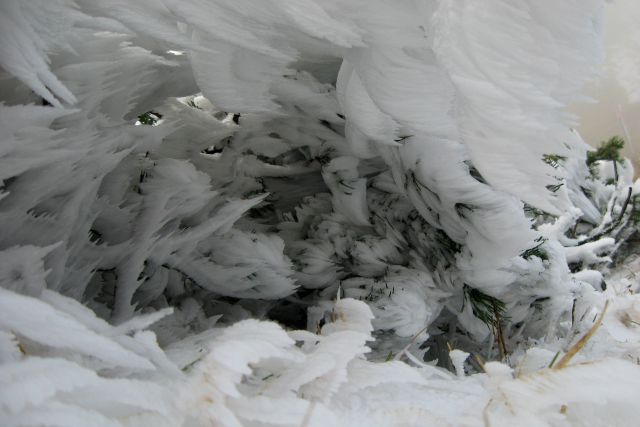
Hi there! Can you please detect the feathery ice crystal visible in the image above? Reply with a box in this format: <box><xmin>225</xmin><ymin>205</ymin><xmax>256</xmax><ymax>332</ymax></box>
<box><xmin>1</xmin><ymin>1</ymin><xmax>640</xmax><ymax>426</ymax></box>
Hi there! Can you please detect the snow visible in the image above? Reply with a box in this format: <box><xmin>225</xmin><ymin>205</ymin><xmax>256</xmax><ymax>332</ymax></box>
<box><xmin>1</xmin><ymin>0</ymin><xmax>640</xmax><ymax>426</ymax></box>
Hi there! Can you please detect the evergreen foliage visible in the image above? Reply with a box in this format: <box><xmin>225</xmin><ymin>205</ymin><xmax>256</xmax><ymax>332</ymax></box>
<box><xmin>586</xmin><ymin>136</ymin><xmax>625</xmax><ymax>166</ymax></box>
<box><xmin>463</xmin><ymin>285</ymin><xmax>507</xmax><ymax>328</ymax></box>
<box><xmin>137</xmin><ymin>111</ymin><xmax>162</xmax><ymax>126</ymax></box>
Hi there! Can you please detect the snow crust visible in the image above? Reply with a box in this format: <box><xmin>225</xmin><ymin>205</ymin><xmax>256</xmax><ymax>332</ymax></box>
<box><xmin>1</xmin><ymin>0</ymin><xmax>639</xmax><ymax>426</ymax></box>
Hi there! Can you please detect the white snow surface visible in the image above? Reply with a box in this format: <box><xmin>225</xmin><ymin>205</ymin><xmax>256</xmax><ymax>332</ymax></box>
<box><xmin>1</xmin><ymin>0</ymin><xmax>639</xmax><ymax>426</ymax></box>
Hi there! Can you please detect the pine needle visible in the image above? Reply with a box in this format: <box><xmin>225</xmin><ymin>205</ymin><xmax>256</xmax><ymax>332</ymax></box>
<box><xmin>547</xmin><ymin>351</ymin><xmax>561</xmax><ymax>368</ymax></box>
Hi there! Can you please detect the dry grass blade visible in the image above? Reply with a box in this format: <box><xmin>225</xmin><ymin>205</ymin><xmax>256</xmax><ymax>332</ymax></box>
<box><xmin>393</xmin><ymin>324</ymin><xmax>429</xmax><ymax>362</ymax></box>
<box><xmin>474</xmin><ymin>354</ymin><xmax>486</xmax><ymax>373</ymax></box>
<box><xmin>300</xmin><ymin>401</ymin><xmax>316</xmax><ymax>427</ymax></box>
<box><xmin>553</xmin><ymin>300</ymin><xmax>610</xmax><ymax>370</ymax></box>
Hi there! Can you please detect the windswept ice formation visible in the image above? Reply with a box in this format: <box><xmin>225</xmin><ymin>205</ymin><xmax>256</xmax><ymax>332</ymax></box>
<box><xmin>1</xmin><ymin>1</ymin><xmax>640</xmax><ymax>426</ymax></box>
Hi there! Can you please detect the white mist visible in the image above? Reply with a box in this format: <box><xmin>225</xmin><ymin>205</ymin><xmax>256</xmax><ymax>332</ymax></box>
<box><xmin>571</xmin><ymin>0</ymin><xmax>640</xmax><ymax>172</ymax></box>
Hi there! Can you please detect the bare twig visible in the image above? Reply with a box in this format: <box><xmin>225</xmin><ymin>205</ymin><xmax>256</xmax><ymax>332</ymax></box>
<box><xmin>579</xmin><ymin>187</ymin><xmax>633</xmax><ymax>245</ymax></box>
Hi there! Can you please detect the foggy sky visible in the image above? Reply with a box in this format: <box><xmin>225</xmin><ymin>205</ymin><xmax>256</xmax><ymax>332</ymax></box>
<box><xmin>571</xmin><ymin>0</ymin><xmax>640</xmax><ymax>172</ymax></box>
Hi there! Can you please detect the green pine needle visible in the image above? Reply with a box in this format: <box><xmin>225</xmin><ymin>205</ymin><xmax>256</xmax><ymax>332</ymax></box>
<box><xmin>463</xmin><ymin>285</ymin><xmax>508</xmax><ymax>328</ymax></box>
<box><xmin>520</xmin><ymin>238</ymin><xmax>549</xmax><ymax>261</ymax></box>
<box><xmin>542</xmin><ymin>154</ymin><xmax>567</xmax><ymax>169</ymax></box>
<box><xmin>137</xmin><ymin>111</ymin><xmax>162</xmax><ymax>125</ymax></box>
<box><xmin>586</xmin><ymin>136</ymin><xmax>625</xmax><ymax>166</ymax></box>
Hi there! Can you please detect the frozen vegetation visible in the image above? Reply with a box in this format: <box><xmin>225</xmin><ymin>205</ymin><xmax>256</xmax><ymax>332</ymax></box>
<box><xmin>1</xmin><ymin>1</ymin><xmax>640</xmax><ymax>426</ymax></box>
